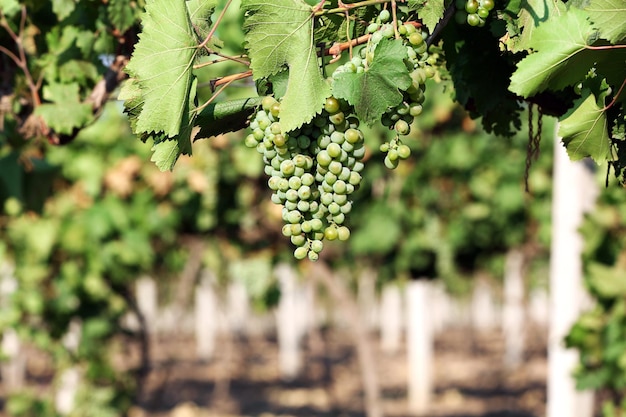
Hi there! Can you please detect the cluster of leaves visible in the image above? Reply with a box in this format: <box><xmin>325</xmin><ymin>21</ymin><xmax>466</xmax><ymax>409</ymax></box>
<box><xmin>0</xmin><ymin>0</ymin><xmax>143</xmax><ymax>145</ymax></box>
<box><xmin>332</xmin><ymin>83</ymin><xmax>554</xmax><ymax>292</ymax></box>
<box><xmin>566</xmin><ymin>183</ymin><xmax>626</xmax><ymax>414</ymax></box>
<box><xmin>0</xmin><ymin>101</ymin><xmax>232</xmax><ymax>416</ymax></box>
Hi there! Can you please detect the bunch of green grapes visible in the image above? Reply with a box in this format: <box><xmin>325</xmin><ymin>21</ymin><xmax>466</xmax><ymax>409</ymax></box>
<box><xmin>454</xmin><ymin>0</ymin><xmax>495</xmax><ymax>27</ymax></box>
<box><xmin>245</xmin><ymin>96</ymin><xmax>364</xmax><ymax>261</ymax></box>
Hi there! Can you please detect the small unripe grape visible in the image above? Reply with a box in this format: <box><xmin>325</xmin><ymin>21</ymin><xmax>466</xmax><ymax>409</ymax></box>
<box><xmin>325</xmin><ymin>226</ymin><xmax>338</xmax><ymax>240</ymax></box>
<box><xmin>467</xmin><ymin>13</ymin><xmax>481</xmax><ymax>26</ymax></box>
<box><xmin>481</xmin><ymin>0</ymin><xmax>494</xmax><ymax>10</ymax></box>
<box><xmin>308</xmin><ymin>251</ymin><xmax>319</xmax><ymax>261</ymax></box>
<box><xmin>310</xmin><ymin>239</ymin><xmax>324</xmax><ymax>253</ymax></box>
<box><xmin>379</xmin><ymin>9</ymin><xmax>391</xmax><ymax>23</ymax></box>
<box><xmin>329</xmin><ymin>111</ymin><xmax>345</xmax><ymax>125</ymax></box>
<box><xmin>337</xmin><ymin>226</ymin><xmax>351</xmax><ymax>241</ymax></box>
<box><xmin>395</xmin><ymin>119</ymin><xmax>411</xmax><ymax>135</ymax></box>
<box><xmin>465</xmin><ymin>0</ymin><xmax>479</xmax><ymax>13</ymax></box>
<box><xmin>327</xmin><ymin>142</ymin><xmax>342</xmax><ymax>158</ymax></box>
<box><xmin>397</xmin><ymin>144</ymin><xmax>411</xmax><ymax>159</ymax></box>
<box><xmin>384</xmin><ymin>155</ymin><xmax>399</xmax><ymax>169</ymax></box>
<box><xmin>294</xmin><ymin>246</ymin><xmax>308</xmax><ymax>260</ymax></box>
<box><xmin>262</xmin><ymin>96</ymin><xmax>277</xmax><ymax>111</ymax></box>
<box><xmin>325</xmin><ymin>97</ymin><xmax>340</xmax><ymax>114</ymax></box>
<box><xmin>270</xmin><ymin>102</ymin><xmax>281</xmax><ymax>118</ymax></box>
<box><xmin>409</xmin><ymin>32</ymin><xmax>424</xmax><ymax>46</ymax></box>
<box><xmin>477</xmin><ymin>7</ymin><xmax>490</xmax><ymax>18</ymax></box>
<box><xmin>291</xmin><ymin>235</ymin><xmax>306</xmax><ymax>246</ymax></box>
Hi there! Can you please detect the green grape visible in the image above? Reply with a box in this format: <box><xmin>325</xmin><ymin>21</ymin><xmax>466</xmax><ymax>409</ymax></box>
<box><xmin>337</xmin><ymin>226</ymin><xmax>351</xmax><ymax>241</ymax></box>
<box><xmin>324</xmin><ymin>226</ymin><xmax>338</xmax><ymax>240</ymax></box>
<box><xmin>481</xmin><ymin>0</ymin><xmax>494</xmax><ymax>10</ymax></box>
<box><xmin>409</xmin><ymin>32</ymin><xmax>424</xmax><ymax>46</ymax></box>
<box><xmin>467</xmin><ymin>13</ymin><xmax>481</xmax><ymax>26</ymax></box>
<box><xmin>397</xmin><ymin>144</ymin><xmax>411</xmax><ymax>159</ymax></box>
<box><xmin>394</xmin><ymin>119</ymin><xmax>411</xmax><ymax>135</ymax></box>
<box><xmin>262</xmin><ymin>96</ymin><xmax>277</xmax><ymax>112</ymax></box>
<box><xmin>465</xmin><ymin>0</ymin><xmax>479</xmax><ymax>13</ymax></box>
<box><xmin>325</xmin><ymin>96</ymin><xmax>340</xmax><ymax>114</ymax></box>
<box><xmin>379</xmin><ymin>9</ymin><xmax>391</xmax><ymax>23</ymax></box>
<box><xmin>294</xmin><ymin>246</ymin><xmax>308</xmax><ymax>260</ymax></box>
<box><xmin>308</xmin><ymin>251</ymin><xmax>319</xmax><ymax>261</ymax></box>
<box><xmin>477</xmin><ymin>7</ymin><xmax>490</xmax><ymax>18</ymax></box>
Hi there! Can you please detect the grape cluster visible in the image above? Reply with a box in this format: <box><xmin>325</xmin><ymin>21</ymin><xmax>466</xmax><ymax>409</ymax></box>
<box><xmin>245</xmin><ymin>96</ymin><xmax>365</xmax><ymax>260</ymax></box>
<box><xmin>454</xmin><ymin>0</ymin><xmax>495</xmax><ymax>27</ymax></box>
<box><xmin>333</xmin><ymin>11</ymin><xmax>439</xmax><ymax>168</ymax></box>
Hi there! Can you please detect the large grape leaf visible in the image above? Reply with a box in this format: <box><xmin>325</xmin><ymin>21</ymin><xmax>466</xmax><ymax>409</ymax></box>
<box><xmin>509</xmin><ymin>0</ymin><xmax>566</xmax><ymax>53</ymax></box>
<box><xmin>509</xmin><ymin>7</ymin><xmax>597</xmax><ymax>98</ymax></box>
<box><xmin>123</xmin><ymin>0</ymin><xmax>197</xmax><ymax>137</ymax></box>
<box><xmin>242</xmin><ymin>0</ymin><xmax>330</xmax><ymax>132</ymax></box>
<box><xmin>585</xmin><ymin>0</ymin><xmax>626</xmax><ymax>44</ymax></box>
<box><xmin>408</xmin><ymin>0</ymin><xmax>446</xmax><ymax>33</ymax></box>
<box><xmin>148</xmin><ymin>78</ymin><xmax>198</xmax><ymax>171</ymax></box>
<box><xmin>187</xmin><ymin>0</ymin><xmax>218</xmax><ymax>39</ymax></box>
<box><xmin>332</xmin><ymin>38</ymin><xmax>411</xmax><ymax>125</ymax></box>
<box><xmin>558</xmin><ymin>91</ymin><xmax>610</xmax><ymax>162</ymax></box>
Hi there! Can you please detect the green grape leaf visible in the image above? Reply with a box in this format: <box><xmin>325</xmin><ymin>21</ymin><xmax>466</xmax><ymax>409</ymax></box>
<box><xmin>587</xmin><ymin>263</ymin><xmax>626</xmax><ymax>297</ymax></box>
<box><xmin>186</xmin><ymin>0</ymin><xmax>218</xmax><ymax>40</ymax></box>
<box><xmin>332</xmin><ymin>38</ymin><xmax>411</xmax><ymax>125</ymax></box>
<box><xmin>149</xmin><ymin>77</ymin><xmax>198</xmax><ymax>171</ymax></box>
<box><xmin>124</xmin><ymin>0</ymin><xmax>197</xmax><ymax>137</ymax></box>
<box><xmin>408</xmin><ymin>0</ymin><xmax>446</xmax><ymax>33</ymax></box>
<box><xmin>509</xmin><ymin>7</ymin><xmax>597</xmax><ymax>98</ymax></box>
<box><xmin>585</xmin><ymin>0</ymin><xmax>626</xmax><ymax>44</ymax></box>
<box><xmin>108</xmin><ymin>0</ymin><xmax>135</xmax><ymax>33</ymax></box>
<box><xmin>52</xmin><ymin>0</ymin><xmax>77</xmax><ymax>21</ymax></box>
<box><xmin>0</xmin><ymin>0</ymin><xmax>21</xmax><ymax>18</ymax></box>
<box><xmin>242</xmin><ymin>0</ymin><xmax>331</xmax><ymax>132</ymax></box>
<box><xmin>150</xmin><ymin>137</ymin><xmax>180</xmax><ymax>172</ymax></box>
<box><xmin>509</xmin><ymin>0</ymin><xmax>567</xmax><ymax>53</ymax></box>
<box><xmin>559</xmin><ymin>90</ymin><xmax>610</xmax><ymax>162</ymax></box>
<box><xmin>35</xmin><ymin>83</ymin><xmax>93</xmax><ymax>135</ymax></box>
<box><xmin>196</xmin><ymin>97</ymin><xmax>263</xmax><ymax>139</ymax></box>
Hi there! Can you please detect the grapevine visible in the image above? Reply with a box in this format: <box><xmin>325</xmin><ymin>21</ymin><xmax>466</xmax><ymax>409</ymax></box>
<box><xmin>244</xmin><ymin>8</ymin><xmax>450</xmax><ymax>259</ymax></box>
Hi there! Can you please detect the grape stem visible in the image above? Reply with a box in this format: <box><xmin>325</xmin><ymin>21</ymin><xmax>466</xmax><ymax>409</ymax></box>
<box><xmin>325</xmin><ymin>34</ymin><xmax>372</xmax><ymax>61</ymax></box>
<box><xmin>390</xmin><ymin>0</ymin><xmax>400</xmax><ymax>39</ymax></box>
<box><xmin>604</xmin><ymin>77</ymin><xmax>626</xmax><ymax>111</ymax></box>
<box><xmin>198</xmin><ymin>0</ymin><xmax>234</xmax><ymax>49</ymax></box>
<box><xmin>314</xmin><ymin>0</ymin><xmax>400</xmax><ymax>16</ymax></box>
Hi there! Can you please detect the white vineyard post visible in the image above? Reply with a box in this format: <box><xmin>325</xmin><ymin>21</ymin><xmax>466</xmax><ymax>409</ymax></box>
<box><xmin>226</xmin><ymin>279</ymin><xmax>249</xmax><ymax>335</ymax></box>
<box><xmin>429</xmin><ymin>282</ymin><xmax>451</xmax><ymax>334</ymax></box>
<box><xmin>406</xmin><ymin>280</ymin><xmax>433</xmax><ymax>415</ymax></box>
<box><xmin>136</xmin><ymin>276</ymin><xmax>158</xmax><ymax>336</ymax></box>
<box><xmin>275</xmin><ymin>263</ymin><xmax>306</xmax><ymax>381</ymax></box>
<box><xmin>358</xmin><ymin>268</ymin><xmax>379</xmax><ymax>331</ymax></box>
<box><xmin>380</xmin><ymin>283</ymin><xmax>403</xmax><ymax>354</ymax></box>
<box><xmin>195</xmin><ymin>270</ymin><xmax>218</xmax><ymax>361</ymax></box>
<box><xmin>528</xmin><ymin>287</ymin><xmax>549</xmax><ymax>329</ymax></box>
<box><xmin>547</xmin><ymin>130</ymin><xmax>597</xmax><ymax>417</ymax></box>
<box><xmin>471</xmin><ymin>279</ymin><xmax>499</xmax><ymax>332</ymax></box>
<box><xmin>503</xmin><ymin>249</ymin><xmax>526</xmax><ymax>369</ymax></box>
<box><xmin>1</xmin><ymin>264</ymin><xmax>25</xmax><ymax>392</ymax></box>
<box><xmin>55</xmin><ymin>319</ymin><xmax>82</xmax><ymax>415</ymax></box>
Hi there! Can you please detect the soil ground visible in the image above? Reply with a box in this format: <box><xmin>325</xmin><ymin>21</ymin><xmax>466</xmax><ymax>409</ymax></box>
<box><xmin>122</xmin><ymin>325</ymin><xmax>550</xmax><ymax>417</ymax></box>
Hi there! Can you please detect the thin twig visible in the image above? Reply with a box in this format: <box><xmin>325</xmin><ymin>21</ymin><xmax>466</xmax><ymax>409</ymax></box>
<box><xmin>194</xmin><ymin>54</ymin><xmax>249</xmax><ymax>70</ymax></box>
<box><xmin>199</xmin><ymin>0</ymin><xmax>234</xmax><ymax>49</ymax></box>
<box><xmin>391</xmin><ymin>0</ymin><xmax>400</xmax><ymax>39</ymax></box>
<box><xmin>196</xmin><ymin>71</ymin><xmax>251</xmax><ymax>114</ymax></box>
<box><xmin>604</xmin><ymin>78</ymin><xmax>626</xmax><ymax>111</ymax></box>
<box><xmin>315</xmin><ymin>0</ymin><xmax>395</xmax><ymax>16</ymax></box>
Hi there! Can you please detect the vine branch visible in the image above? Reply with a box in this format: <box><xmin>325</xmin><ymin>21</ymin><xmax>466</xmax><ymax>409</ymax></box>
<box><xmin>604</xmin><ymin>77</ymin><xmax>626</xmax><ymax>111</ymax></box>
